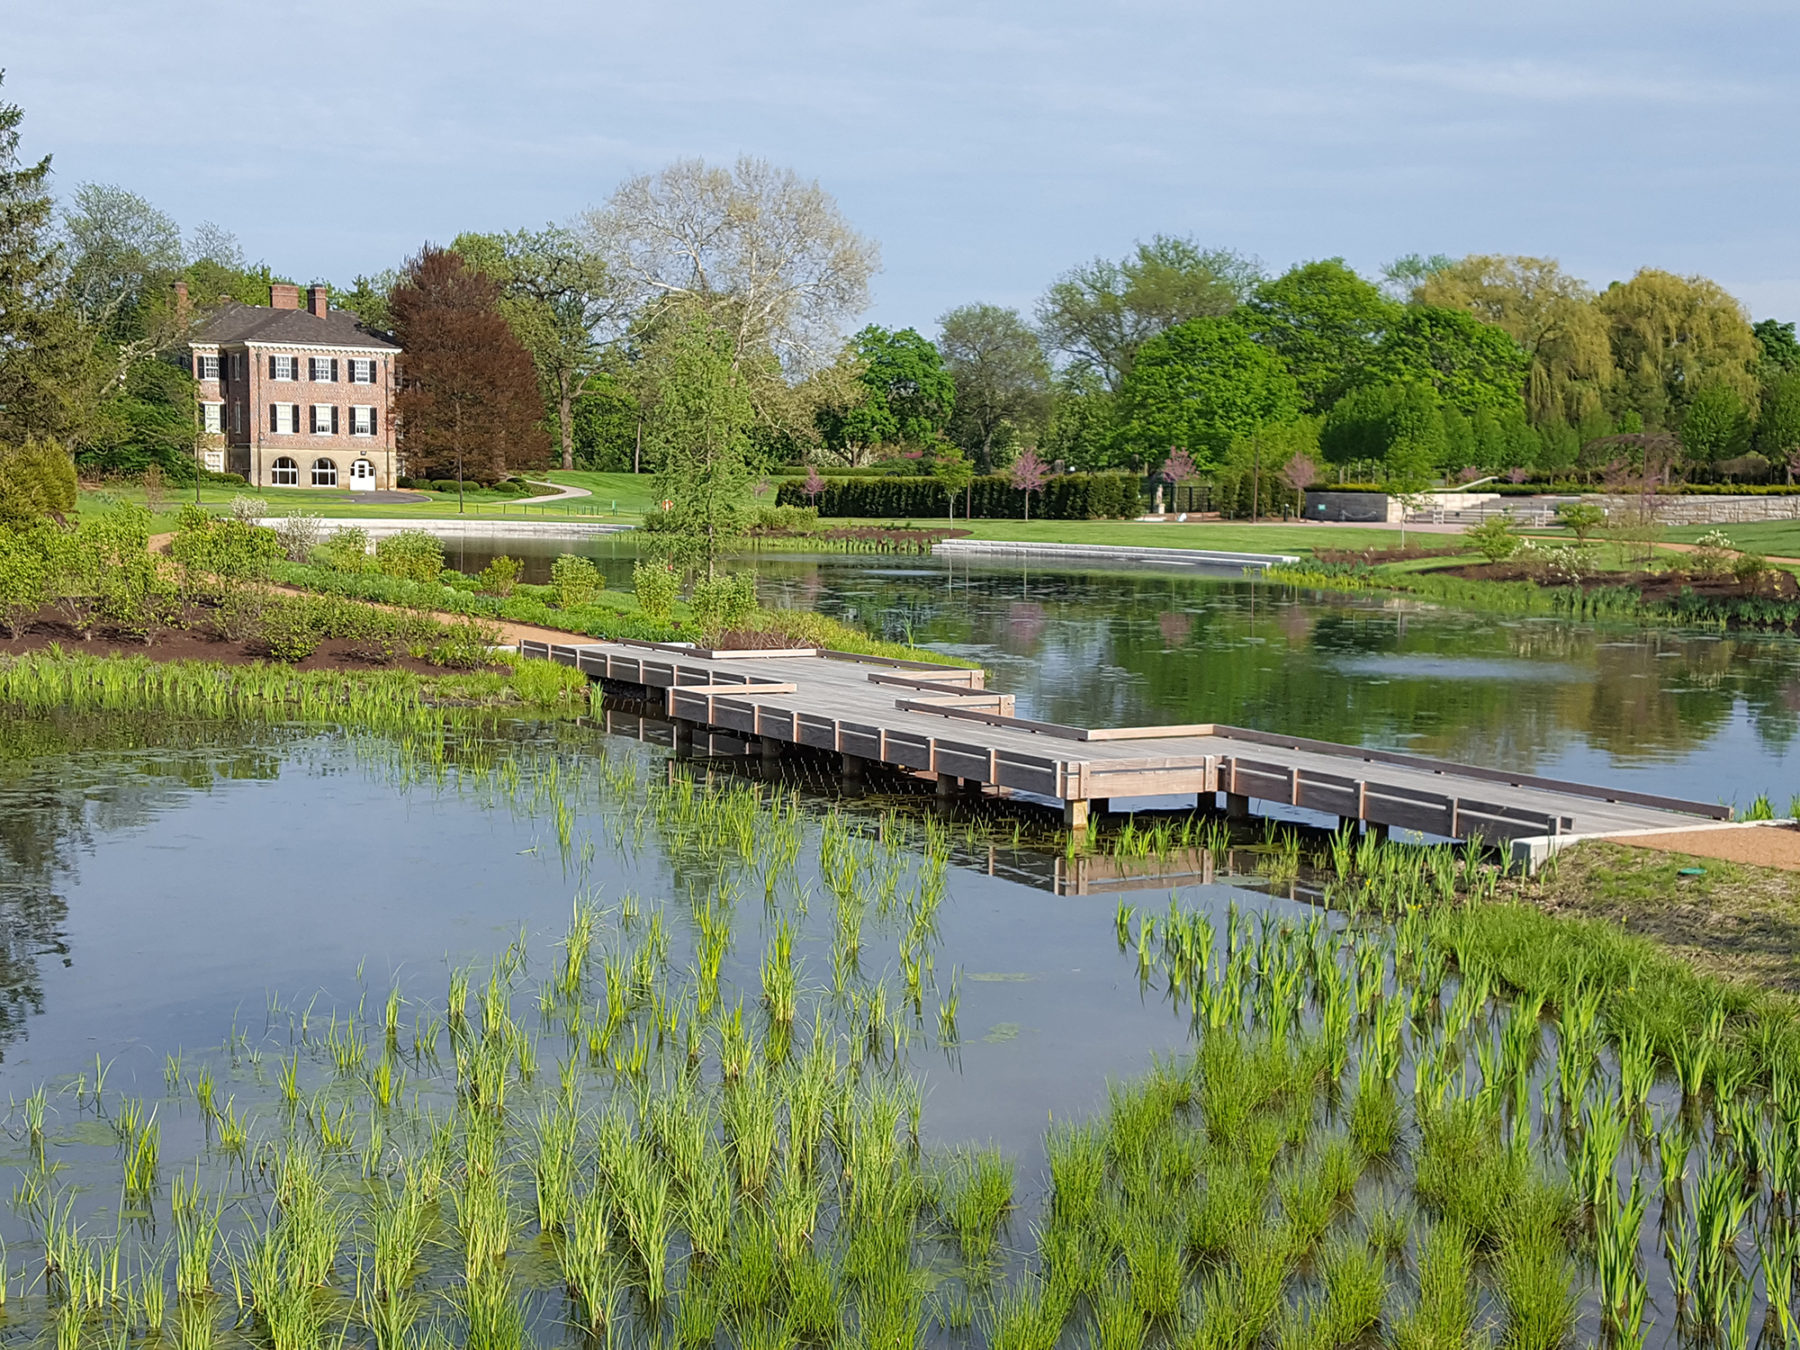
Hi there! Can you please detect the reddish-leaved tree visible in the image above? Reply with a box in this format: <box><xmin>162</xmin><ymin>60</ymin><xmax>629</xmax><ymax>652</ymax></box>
<box><xmin>802</xmin><ymin>464</ymin><xmax>826</xmax><ymax>506</ymax></box>
<box><xmin>390</xmin><ymin>247</ymin><xmax>549</xmax><ymax>492</ymax></box>
<box><xmin>1009</xmin><ymin>446</ymin><xmax>1051</xmax><ymax>520</ymax></box>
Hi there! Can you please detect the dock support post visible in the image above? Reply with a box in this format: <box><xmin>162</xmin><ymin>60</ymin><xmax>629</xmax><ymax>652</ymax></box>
<box><xmin>1091</xmin><ymin>796</ymin><xmax>1111</xmax><ymax>817</ymax></box>
<box><xmin>1224</xmin><ymin>792</ymin><xmax>1251</xmax><ymax>821</ymax></box>
<box><xmin>936</xmin><ymin>774</ymin><xmax>960</xmax><ymax>799</ymax></box>
<box><xmin>1367</xmin><ymin>821</ymin><xmax>1390</xmax><ymax>843</ymax></box>
<box><xmin>1063</xmin><ymin>799</ymin><xmax>1090</xmax><ymax>831</ymax></box>
<box><xmin>840</xmin><ymin>753</ymin><xmax>864</xmax><ymax>780</ymax></box>
<box><xmin>759</xmin><ymin>737</ymin><xmax>781</xmax><ymax>764</ymax></box>
<box><xmin>673</xmin><ymin>721</ymin><xmax>694</xmax><ymax>760</ymax></box>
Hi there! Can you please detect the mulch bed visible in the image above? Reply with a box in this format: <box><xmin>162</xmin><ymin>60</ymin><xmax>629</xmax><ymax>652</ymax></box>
<box><xmin>1314</xmin><ymin>546</ymin><xmax>1466</xmax><ymax>565</ymax></box>
<box><xmin>0</xmin><ymin>609</ymin><xmax>478</xmax><ymax>676</ymax></box>
<box><xmin>1441</xmin><ymin>562</ymin><xmax>1800</xmax><ymax>601</ymax></box>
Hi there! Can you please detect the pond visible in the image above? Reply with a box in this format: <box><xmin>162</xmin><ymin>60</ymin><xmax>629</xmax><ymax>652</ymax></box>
<box><xmin>0</xmin><ymin>687</ymin><xmax>1788</xmax><ymax>1350</ymax></box>
<box><xmin>450</xmin><ymin>536</ymin><xmax>1800</xmax><ymax>811</ymax></box>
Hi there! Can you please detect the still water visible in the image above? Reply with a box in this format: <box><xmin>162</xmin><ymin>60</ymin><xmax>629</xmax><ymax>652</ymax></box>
<box><xmin>453</xmin><ymin>537</ymin><xmax>1800</xmax><ymax>809</ymax></box>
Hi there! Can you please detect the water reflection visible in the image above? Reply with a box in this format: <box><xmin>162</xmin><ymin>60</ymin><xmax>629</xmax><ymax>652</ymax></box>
<box><xmin>451</xmin><ymin>540</ymin><xmax>1800</xmax><ymax>804</ymax></box>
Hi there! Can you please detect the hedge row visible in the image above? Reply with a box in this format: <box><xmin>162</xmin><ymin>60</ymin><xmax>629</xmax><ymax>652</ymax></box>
<box><xmin>776</xmin><ymin>474</ymin><xmax>1141</xmax><ymax>519</ymax></box>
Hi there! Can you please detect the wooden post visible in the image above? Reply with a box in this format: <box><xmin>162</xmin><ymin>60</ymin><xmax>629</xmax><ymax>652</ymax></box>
<box><xmin>936</xmin><ymin>774</ymin><xmax>959</xmax><ymax>799</ymax></box>
<box><xmin>840</xmin><ymin>753</ymin><xmax>865</xmax><ymax>779</ymax></box>
<box><xmin>1224</xmin><ymin>792</ymin><xmax>1251</xmax><ymax>821</ymax></box>
<box><xmin>1064</xmin><ymin>798</ymin><xmax>1090</xmax><ymax>831</ymax></box>
<box><xmin>673</xmin><ymin>721</ymin><xmax>694</xmax><ymax>760</ymax></box>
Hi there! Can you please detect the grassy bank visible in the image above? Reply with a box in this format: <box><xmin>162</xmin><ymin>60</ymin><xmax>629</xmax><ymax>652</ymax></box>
<box><xmin>843</xmin><ymin>516</ymin><xmax>1412</xmax><ymax>554</ymax></box>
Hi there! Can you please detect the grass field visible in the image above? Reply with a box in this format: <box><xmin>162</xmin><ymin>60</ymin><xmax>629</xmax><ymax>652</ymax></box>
<box><xmin>78</xmin><ymin>480</ymin><xmax>629</xmax><ymax>532</ymax></box>
<box><xmin>1662</xmin><ymin>519</ymin><xmax>1800</xmax><ymax>557</ymax></box>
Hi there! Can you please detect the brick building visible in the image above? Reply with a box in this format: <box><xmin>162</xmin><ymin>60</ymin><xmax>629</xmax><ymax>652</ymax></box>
<box><xmin>185</xmin><ymin>282</ymin><xmax>401</xmax><ymax>490</ymax></box>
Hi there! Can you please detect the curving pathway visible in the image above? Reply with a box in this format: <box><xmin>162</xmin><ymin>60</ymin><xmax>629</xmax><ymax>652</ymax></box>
<box><xmin>509</xmin><ymin>479</ymin><xmax>593</xmax><ymax>506</ymax></box>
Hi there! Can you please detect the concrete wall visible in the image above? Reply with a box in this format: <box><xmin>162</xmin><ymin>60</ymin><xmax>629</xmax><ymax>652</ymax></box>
<box><xmin>1304</xmin><ymin>490</ymin><xmax>1394</xmax><ymax>522</ymax></box>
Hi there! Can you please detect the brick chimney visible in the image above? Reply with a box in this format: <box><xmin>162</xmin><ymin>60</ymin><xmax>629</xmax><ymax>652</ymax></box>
<box><xmin>172</xmin><ymin>280</ymin><xmax>190</xmax><ymax>322</ymax></box>
<box><xmin>308</xmin><ymin>285</ymin><xmax>330</xmax><ymax>318</ymax></box>
<box><xmin>269</xmin><ymin>283</ymin><xmax>300</xmax><ymax>310</ymax></box>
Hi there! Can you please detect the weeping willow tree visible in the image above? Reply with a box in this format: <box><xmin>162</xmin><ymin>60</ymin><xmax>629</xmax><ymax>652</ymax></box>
<box><xmin>1595</xmin><ymin>268</ymin><xmax>1759</xmax><ymax>430</ymax></box>
<box><xmin>1419</xmin><ymin>255</ymin><xmax>1613</xmax><ymax>428</ymax></box>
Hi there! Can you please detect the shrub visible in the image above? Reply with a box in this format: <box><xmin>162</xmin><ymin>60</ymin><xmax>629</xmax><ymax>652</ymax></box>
<box><xmin>1732</xmin><ymin>551</ymin><xmax>1771</xmax><ymax>590</ymax></box>
<box><xmin>375</xmin><ymin>530</ymin><xmax>446</xmax><ymax>585</ymax></box>
<box><xmin>256</xmin><ymin>602</ymin><xmax>321</xmax><ymax>663</ymax></box>
<box><xmin>424</xmin><ymin>621</ymin><xmax>499</xmax><ymax>669</ymax></box>
<box><xmin>774</xmin><ymin>472</ymin><xmax>1139</xmax><ymax>519</ymax></box>
<box><xmin>395</xmin><ymin>476</ymin><xmax>417</xmax><ymax>489</ymax></box>
<box><xmin>429</xmin><ymin>479</ymin><xmax>459</xmax><ymax>493</ymax></box>
<box><xmin>273</xmin><ymin>512</ymin><xmax>324</xmax><ymax>562</ymax></box>
<box><xmin>476</xmin><ymin>554</ymin><xmax>522</xmax><ymax>596</ymax></box>
<box><xmin>689</xmin><ymin>572</ymin><xmax>758</xmax><ymax>635</ymax></box>
<box><xmin>317</xmin><ymin>527</ymin><xmax>376</xmax><ymax>573</ymax></box>
<box><xmin>509</xmin><ymin>656</ymin><xmax>589</xmax><ymax>706</ymax></box>
<box><xmin>0</xmin><ymin>523</ymin><xmax>52</xmax><ymax>636</ymax></box>
<box><xmin>748</xmin><ymin>504</ymin><xmax>820</xmax><ymax>533</ymax></box>
<box><xmin>1555</xmin><ymin>501</ymin><xmax>1605</xmax><ymax>542</ymax></box>
<box><xmin>227</xmin><ymin>495</ymin><xmax>269</xmax><ymax>525</ymax></box>
<box><xmin>633</xmin><ymin>559</ymin><xmax>679</xmax><ymax>622</ymax></box>
<box><xmin>1687</xmin><ymin>530</ymin><xmax>1735</xmax><ymax>579</ymax></box>
<box><xmin>1465</xmin><ymin>515</ymin><xmax>1520</xmax><ymax>564</ymax></box>
<box><xmin>550</xmin><ymin>554</ymin><xmax>602</xmax><ymax>609</ymax></box>
<box><xmin>169</xmin><ymin>510</ymin><xmax>282</xmax><ymax>595</ymax></box>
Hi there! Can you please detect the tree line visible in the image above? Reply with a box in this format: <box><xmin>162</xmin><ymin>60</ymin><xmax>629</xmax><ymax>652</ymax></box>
<box><xmin>4</xmin><ymin>70</ymin><xmax>1799</xmax><ymax>520</ymax></box>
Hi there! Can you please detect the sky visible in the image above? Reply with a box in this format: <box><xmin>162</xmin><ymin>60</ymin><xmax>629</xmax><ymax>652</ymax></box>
<box><xmin>9</xmin><ymin>0</ymin><xmax>1800</xmax><ymax>331</ymax></box>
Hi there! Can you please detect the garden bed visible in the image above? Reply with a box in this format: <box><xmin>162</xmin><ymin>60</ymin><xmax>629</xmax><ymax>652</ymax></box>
<box><xmin>1439</xmin><ymin>560</ymin><xmax>1800</xmax><ymax>602</ymax></box>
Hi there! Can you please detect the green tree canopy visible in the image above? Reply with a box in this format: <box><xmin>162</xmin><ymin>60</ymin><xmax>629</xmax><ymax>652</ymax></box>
<box><xmin>1679</xmin><ymin>384</ymin><xmax>1753</xmax><ymax>465</ymax></box>
<box><xmin>938</xmin><ymin>303</ymin><xmax>1051</xmax><ymax>471</ymax></box>
<box><xmin>1243</xmin><ymin>259</ymin><xmax>1394</xmax><ymax>413</ymax></box>
<box><xmin>642</xmin><ymin>315</ymin><xmax>754</xmax><ymax>576</ymax></box>
<box><xmin>852</xmin><ymin>325</ymin><xmax>954</xmax><ymax>444</ymax></box>
<box><xmin>1036</xmin><ymin>235</ymin><xmax>1261</xmax><ymax>389</ymax></box>
<box><xmin>1418</xmin><ymin>255</ymin><xmax>1612</xmax><ymax>426</ymax></box>
<box><xmin>1042</xmin><ymin>368</ymin><xmax>1120</xmax><ymax>470</ymax></box>
<box><xmin>1754</xmin><ymin>319</ymin><xmax>1800</xmax><ymax>377</ymax></box>
<box><xmin>1367</xmin><ymin>306</ymin><xmax>1528</xmax><ymax>417</ymax></box>
<box><xmin>1758</xmin><ymin>372</ymin><xmax>1800</xmax><ymax>473</ymax></box>
<box><xmin>1118</xmin><ymin>316</ymin><xmax>1301</xmax><ymax>469</ymax></box>
<box><xmin>1595</xmin><ymin>268</ymin><xmax>1759</xmax><ymax>427</ymax></box>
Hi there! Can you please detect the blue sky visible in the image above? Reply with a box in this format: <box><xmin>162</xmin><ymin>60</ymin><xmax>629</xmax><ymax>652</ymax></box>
<box><xmin>12</xmin><ymin>0</ymin><xmax>1798</xmax><ymax>330</ymax></box>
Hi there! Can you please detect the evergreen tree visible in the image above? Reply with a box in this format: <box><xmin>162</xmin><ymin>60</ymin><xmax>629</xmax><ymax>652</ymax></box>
<box><xmin>0</xmin><ymin>74</ymin><xmax>95</xmax><ymax>447</ymax></box>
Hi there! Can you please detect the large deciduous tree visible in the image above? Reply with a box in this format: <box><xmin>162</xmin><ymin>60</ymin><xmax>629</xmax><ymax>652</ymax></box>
<box><xmin>1753</xmin><ymin>319</ymin><xmax>1800</xmax><ymax>377</ymax></box>
<box><xmin>1117</xmin><ymin>317</ymin><xmax>1300</xmax><ymax>470</ymax></box>
<box><xmin>1366</xmin><ymin>306</ymin><xmax>1529</xmax><ymax>417</ymax></box>
<box><xmin>1758</xmin><ymin>373</ymin><xmax>1800</xmax><ymax>476</ymax></box>
<box><xmin>1595</xmin><ymin>269</ymin><xmax>1758</xmax><ymax>428</ymax></box>
<box><xmin>1678</xmin><ymin>384</ymin><xmax>1753</xmax><ymax>466</ymax></box>
<box><xmin>1243</xmin><ymin>259</ymin><xmax>1394</xmax><ymax>413</ymax></box>
<box><xmin>807</xmin><ymin>325</ymin><xmax>955</xmax><ymax>467</ymax></box>
<box><xmin>1418</xmin><ymin>255</ymin><xmax>1613</xmax><ymax>426</ymax></box>
<box><xmin>1036</xmin><ymin>235</ymin><xmax>1260</xmax><ymax>390</ymax></box>
<box><xmin>454</xmin><ymin>225</ymin><xmax>623</xmax><ymax>472</ymax></box>
<box><xmin>0</xmin><ymin>76</ymin><xmax>96</xmax><ymax>448</ymax></box>
<box><xmin>389</xmin><ymin>247</ymin><xmax>549</xmax><ymax>489</ymax></box>
<box><xmin>590</xmin><ymin>156</ymin><xmax>877</xmax><ymax>379</ymax></box>
<box><xmin>938</xmin><ymin>304</ymin><xmax>1051</xmax><ymax>472</ymax></box>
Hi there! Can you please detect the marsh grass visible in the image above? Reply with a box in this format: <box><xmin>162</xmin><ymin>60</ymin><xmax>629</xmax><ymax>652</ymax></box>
<box><xmin>10</xmin><ymin>707</ymin><xmax>1800</xmax><ymax>1350</ymax></box>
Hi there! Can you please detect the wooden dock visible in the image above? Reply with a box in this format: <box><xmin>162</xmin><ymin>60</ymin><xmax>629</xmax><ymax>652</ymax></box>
<box><xmin>523</xmin><ymin>639</ymin><xmax>1730</xmax><ymax>854</ymax></box>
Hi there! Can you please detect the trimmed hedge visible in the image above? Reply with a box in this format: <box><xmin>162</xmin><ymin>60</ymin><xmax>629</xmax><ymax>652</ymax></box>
<box><xmin>776</xmin><ymin>473</ymin><xmax>1140</xmax><ymax>519</ymax></box>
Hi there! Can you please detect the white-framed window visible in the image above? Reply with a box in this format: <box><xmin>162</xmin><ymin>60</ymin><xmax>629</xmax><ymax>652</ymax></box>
<box><xmin>271</xmin><ymin>403</ymin><xmax>298</xmax><ymax>434</ymax></box>
<box><xmin>270</xmin><ymin>355</ymin><xmax>297</xmax><ymax>381</ymax></box>
<box><xmin>348</xmin><ymin>358</ymin><xmax>376</xmax><ymax>384</ymax></box>
<box><xmin>349</xmin><ymin>405</ymin><xmax>376</xmax><ymax>437</ymax></box>
<box><xmin>270</xmin><ymin>456</ymin><xmax>299</xmax><ymax>486</ymax></box>
<box><xmin>311</xmin><ymin>458</ymin><xmax>338</xmax><ymax>487</ymax></box>
<box><xmin>197</xmin><ymin>354</ymin><xmax>220</xmax><ymax>381</ymax></box>
<box><xmin>201</xmin><ymin>402</ymin><xmax>223</xmax><ymax>433</ymax></box>
<box><xmin>311</xmin><ymin>404</ymin><xmax>339</xmax><ymax>435</ymax></box>
<box><xmin>309</xmin><ymin>357</ymin><xmax>338</xmax><ymax>382</ymax></box>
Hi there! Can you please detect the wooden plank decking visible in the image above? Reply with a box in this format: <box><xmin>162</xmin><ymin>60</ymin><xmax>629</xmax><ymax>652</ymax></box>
<box><xmin>522</xmin><ymin>639</ymin><xmax>1729</xmax><ymax>847</ymax></box>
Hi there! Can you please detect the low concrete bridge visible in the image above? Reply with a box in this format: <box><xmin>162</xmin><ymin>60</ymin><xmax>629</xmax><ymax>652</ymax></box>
<box><xmin>522</xmin><ymin>639</ymin><xmax>1729</xmax><ymax>864</ymax></box>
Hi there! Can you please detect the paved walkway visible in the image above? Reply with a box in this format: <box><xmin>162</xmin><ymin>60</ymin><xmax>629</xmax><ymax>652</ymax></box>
<box><xmin>512</xmin><ymin>479</ymin><xmax>594</xmax><ymax>506</ymax></box>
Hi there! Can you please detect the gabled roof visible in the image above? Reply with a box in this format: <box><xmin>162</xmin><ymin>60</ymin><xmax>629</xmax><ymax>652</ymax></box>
<box><xmin>191</xmin><ymin>301</ymin><xmax>400</xmax><ymax>351</ymax></box>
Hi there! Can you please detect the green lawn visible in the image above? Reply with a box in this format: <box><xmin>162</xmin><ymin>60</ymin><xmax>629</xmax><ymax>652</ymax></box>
<box><xmin>841</xmin><ymin>516</ymin><xmax>1414</xmax><ymax>555</ymax></box>
<box><xmin>80</xmin><ymin>482</ymin><xmax>626</xmax><ymax>532</ymax></box>
<box><xmin>543</xmin><ymin>470</ymin><xmax>661</xmax><ymax>515</ymax></box>
<box><xmin>1661</xmin><ymin>519</ymin><xmax>1800</xmax><ymax>557</ymax></box>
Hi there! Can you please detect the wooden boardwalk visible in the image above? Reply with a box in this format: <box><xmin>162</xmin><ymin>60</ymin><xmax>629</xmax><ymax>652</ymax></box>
<box><xmin>522</xmin><ymin>639</ymin><xmax>1729</xmax><ymax>852</ymax></box>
